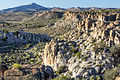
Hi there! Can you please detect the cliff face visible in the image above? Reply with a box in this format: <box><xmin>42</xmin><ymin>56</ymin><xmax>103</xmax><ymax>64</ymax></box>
<box><xmin>64</xmin><ymin>11</ymin><xmax>120</xmax><ymax>46</ymax></box>
<box><xmin>43</xmin><ymin>11</ymin><xmax>120</xmax><ymax>79</ymax></box>
<box><xmin>0</xmin><ymin>30</ymin><xmax>51</xmax><ymax>44</ymax></box>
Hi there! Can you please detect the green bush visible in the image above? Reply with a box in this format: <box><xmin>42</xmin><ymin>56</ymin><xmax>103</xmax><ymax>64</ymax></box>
<box><xmin>13</xmin><ymin>63</ymin><xmax>22</xmax><ymax>69</ymax></box>
<box><xmin>76</xmin><ymin>51</ymin><xmax>82</xmax><ymax>59</ymax></box>
<box><xmin>56</xmin><ymin>66</ymin><xmax>68</xmax><ymax>75</ymax></box>
<box><xmin>90</xmin><ymin>76</ymin><xmax>95</xmax><ymax>80</ymax></box>
<box><xmin>96</xmin><ymin>75</ymin><xmax>101</xmax><ymax>80</ymax></box>
<box><xmin>71</xmin><ymin>48</ymin><xmax>78</xmax><ymax>53</ymax></box>
<box><xmin>103</xmin><ymin>68</ymin><xmax>117</xmax><ymax>80</ymax></box>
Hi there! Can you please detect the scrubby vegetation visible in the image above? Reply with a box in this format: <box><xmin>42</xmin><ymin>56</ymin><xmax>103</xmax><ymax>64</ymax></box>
<box><xmin>109</xmin><ymin>45</ymin><xmax>120</xmax><ymax>65</ymax></box>
<box><xmin>103</xmin><ymin>68</ymin><xmax>118</xmax><ymax>80</ymax></box>
<box><xmin>56</xmin><ymin>66</ymin><xmax>68</xmax><ymax>75</ymax></box>
<box><xmin>53</xmin><ymin>75</ymin><xmax>73</xmax><ymax>80</ymax></box>
<box><xmin>0</xmin><ymin>42</ymin><xmax>46</xmax><ymax>68</ymax></box>
<box><xmin>13</xmin><ymin>63</ymin><xmax>21</xmax><ymax>69</ymax></box>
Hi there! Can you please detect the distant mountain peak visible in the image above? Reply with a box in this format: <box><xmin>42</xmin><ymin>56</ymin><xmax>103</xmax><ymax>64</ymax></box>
<box><xmin>29</xmin><ymin>3</ymin><xmax>39</xmax><ymax>6</ymax></box>
<box><xmin>0</xmin><ymin>3</ymin><xmax>51</xmax><ymax>14</ymax></box>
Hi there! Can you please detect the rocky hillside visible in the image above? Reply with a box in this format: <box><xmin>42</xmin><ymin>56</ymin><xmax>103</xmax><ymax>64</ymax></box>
<box><xmin>0</xmin><ymin>12</ymin><xmax>34</xmax><ymax>23</ymax></box>
<box><xmin>0</xmin><ymin>9</ymin><xmax>120</xmax><ymax>80</ymax></box>
<box><xmin>43</xmin><ymin>9</ymin><xmax>120</xmax><ymax>80</ymax></box>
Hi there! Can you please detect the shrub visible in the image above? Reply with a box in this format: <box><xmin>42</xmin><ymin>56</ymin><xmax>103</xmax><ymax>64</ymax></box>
<box><xmin>82</xmin><ymin>56</ymin><xmax>88</xmax><ymax>61</ymax></box>
<box><xmin>65</xmin><ymin>48</ymin><xmax>68</xmax><ymax>52</ymax></box>
<box><xmin>76</xmin><ymin>51</ymin><xmax>82</xmax><ymax>59</ymax></box>
<box><xmin>93</xmin><ymin>41</ymin><xmax>106</xmax><ymax>52</ymax></box>
<box><xmin>118</xmin><ymin>64</ymin><xmax>120</xmax><ymax>67</ymax></box>
<box><xmin>67</xmin><ymin>71</ymin><xmax>72</xmax><ymax>76</ymax></box>
<box><xmin>90</xmin><ymin>76</ymin><xmax>95</xmax><ymax>80</ymax></box>
<box><xmin>96</xmin><ymin>75</ymin><xmax>101</xmax><ymax>80</ymax></box>
<box><xmin>71</xmin><ymin>48</ymin><xmax>78</xmax><ymax>53</ymax></box>
<box><xmin>103</xmin><ymin>68</ymin><xmax>117</xmax><ymax>80</ymax></box>
<box><xmin>14</xmin><ymin>31</ymin><xmax>19</xmax><ymax>35</ymax></box>
<box><xmin>3</xmin><ymin>30</ymin><xmax>8</xmax><ymax>33</ymax></box>
<box><xmin>2</xmin><ymin>37</ymin><xmax>8</xmax><ymax>41</ymax></box>
<box><xmin>109</xmin><ymin>45</ymin><xmax>120</xmax><ymax>54</ymax></box>
<box><xmin>52</xmin><ymin>75</ymin><xmax>73</xmax><ymax>80</ymax></box>
<box><xmin>26</xmin><ymin>44</ymin><xmax>33</xmax><ymax>48</ymax></box>
<box><xmin>56</xmin><ymin>66</ymin><xmax>68</xmax><ymax>75</ymax></box>
<box><xmin>109</xmin><ymin>45</ymin><xmax>120</xmax><ymax>63</ymax></box>
<box><xmin>13</xmin><ymin>63</ymin><xmax>22</xmax><ymax>69</ymax></box>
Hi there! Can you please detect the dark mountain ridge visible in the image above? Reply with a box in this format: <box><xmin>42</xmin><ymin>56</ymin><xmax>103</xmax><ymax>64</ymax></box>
<box><xmin>0</xmin><ymin>3</ymin><xmax>119</xmax><ymax>15</ymax></box>
<box><xmin>0</xmin><ymin>3</ymin><xmax>51</xmax><ymax>14</ymax></box>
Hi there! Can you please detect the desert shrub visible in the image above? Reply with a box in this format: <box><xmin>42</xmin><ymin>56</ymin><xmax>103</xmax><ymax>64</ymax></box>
<box><xmin>71</xmin><ymin>48</ymin><xmax>78</xmax><ymax>53</ymax></box>
<box><xmin>93</xmin><ymin>41</ymin><xmax>106</xmax><ymax>52</ymax></box>
<box><xmin>37</xmin><ymin>24</ymin><xmax>46</xmax><ymax>28</ymax></box>
<box><xmin>103</xmin><ymin>68</ymin><xmax>117</xmax><ymax>80</ymax></box>
<box><xmin>56</xmin><ymin>66</ymin><xmax>68</xmax><ymax>75</ymax></box>
<box><xmin>27</xmin><ymin>44</ymin><xmax>33</xmax><ymax>47</ymax></box>
<box><xmin>53</xmin><ymin>75</ymin><xmax>73</xmax><ymax>80</ymax></box>
<box><xmin>3</xmin><ymin>30</ymin><xmax>8</xmax><ymax>33</ymax></box>
<box><xmin>65</xmin><ymin>48</ymin><xmax>68</xmax><ymax>52</ymax></box>
<box><xmin>96</xmin><ymin>75</ymin><xmax>101</xmax><ymax>80</ymax></box>
<box><xmin>82</xmin><ymin>55</ymin><xmax>88</xmax><ymax>61</ymax></box>
<box><xmin>76</xmin><ymin>51</ymin><xmax>82</xmax><ymax>59</ymax></box>
<box><xmin>2</xmin><ymin>37</ymin><xmax>8</xmax><ymax>41</ymax></box>
<box><xmin>95</xmin><ymin>63</ymin><xmax>103</xmax><ymax>68</ymax></box>
<box><xmin>67</xmin><ymin>71</ymin><xmax>72</xmax><ymax>76</ymax></box>
<box><xmin>118</xmin><ymin>64</ymin><xmax>120</xmax><ymax>67</ymax></box>
<box><xmin>13</xmin><ymin>63</ymin><xmax>21</xmax><ymax>69</ymax></box>
<box><xmin>14</xmin><ymin>31</ymin><xmax>19</xmax><ymax>35</ymax></box>
<box><xmin>91</xmin><ymin>37</ymin><xmax>96</xmax><ymax>43</ymax></box>
<box><xmin>90</xmin><ymin>76</ymin><xmax>95</xmax><ymax>80</ymax></box>
<box><xmin>109</xmin><ymin>45</ymin><xmax>120</xmax><ymax>63</ymax></box>
<box><xmin>109</xmin><ymin>45</ymin><xmax>120</xmax><ymax>54</ymax></box>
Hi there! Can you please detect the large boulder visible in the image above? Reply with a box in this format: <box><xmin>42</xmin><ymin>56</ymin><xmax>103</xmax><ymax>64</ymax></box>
<box><xmin>3</xmin><ymin>64</ymin><xmax>54</xmax><ymax>80</ymax></box>
<box><xmin>115</xmin><ymin>77</ymin><xmax>120</xmax><ymax>80</ymax></box>
<box><xmin>4</xmin><ymin>69</ymin><xmax>24</xmax><ymax>80</ymax></box>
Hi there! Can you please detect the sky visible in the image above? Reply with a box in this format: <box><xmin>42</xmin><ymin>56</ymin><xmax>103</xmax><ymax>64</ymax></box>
<box><xmin>0</xmin><ymin>0</ymin><xmax>120</xmax><ymax>10</ymax></box>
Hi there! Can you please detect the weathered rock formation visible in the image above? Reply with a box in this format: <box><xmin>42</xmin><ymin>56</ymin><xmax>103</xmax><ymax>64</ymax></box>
<box><xmin>0</xmin><ymin>30</ymin><xmax>51</xmax><ymax>44</ymax></box>
<box><xmin>43</xmin><ymin>10</ymin><xmax>120</xmax><ymax>79</ymax></box>
<box><xmin>0</xmin><ymin>64</ymin><xmax>54</xmax><ymax>80</ymax></box>
<box><xmin>43</xmin><ymin>38</ymin><xmax>115</xmax><ymax>79</ymax></box>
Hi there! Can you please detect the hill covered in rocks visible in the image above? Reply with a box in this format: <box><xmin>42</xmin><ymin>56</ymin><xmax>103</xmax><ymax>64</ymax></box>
<box><xmin>0</xmin><ymin>9</ymin><xmax>120</xmax><ymax>80</ymax></box>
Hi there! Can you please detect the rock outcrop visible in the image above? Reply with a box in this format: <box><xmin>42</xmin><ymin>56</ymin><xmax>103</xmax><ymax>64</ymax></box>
<box><xmin>43</xmin><ymin>10</ymin><xmax>120</xmax><ymax>79</ymax></box>
<box><xmin>0</xmin><ymin>64</ymin><xmax>54</xmax><ymax>80</ymax></box>
<box><xmin>43</xmin><ymin>39</ymin><xmax>115</xmax><ymax>79</ymax></box>
<box><xmin>0</xmin><ymin>30</ymin><xmax>51</xmax><ymax>44</ymax></box>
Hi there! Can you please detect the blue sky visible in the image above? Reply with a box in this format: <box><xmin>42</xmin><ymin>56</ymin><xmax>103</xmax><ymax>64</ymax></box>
<box><xmin>0</xmin><ymin>0</ymin><xmax>120</xmax><ymax>10</ymax></box>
